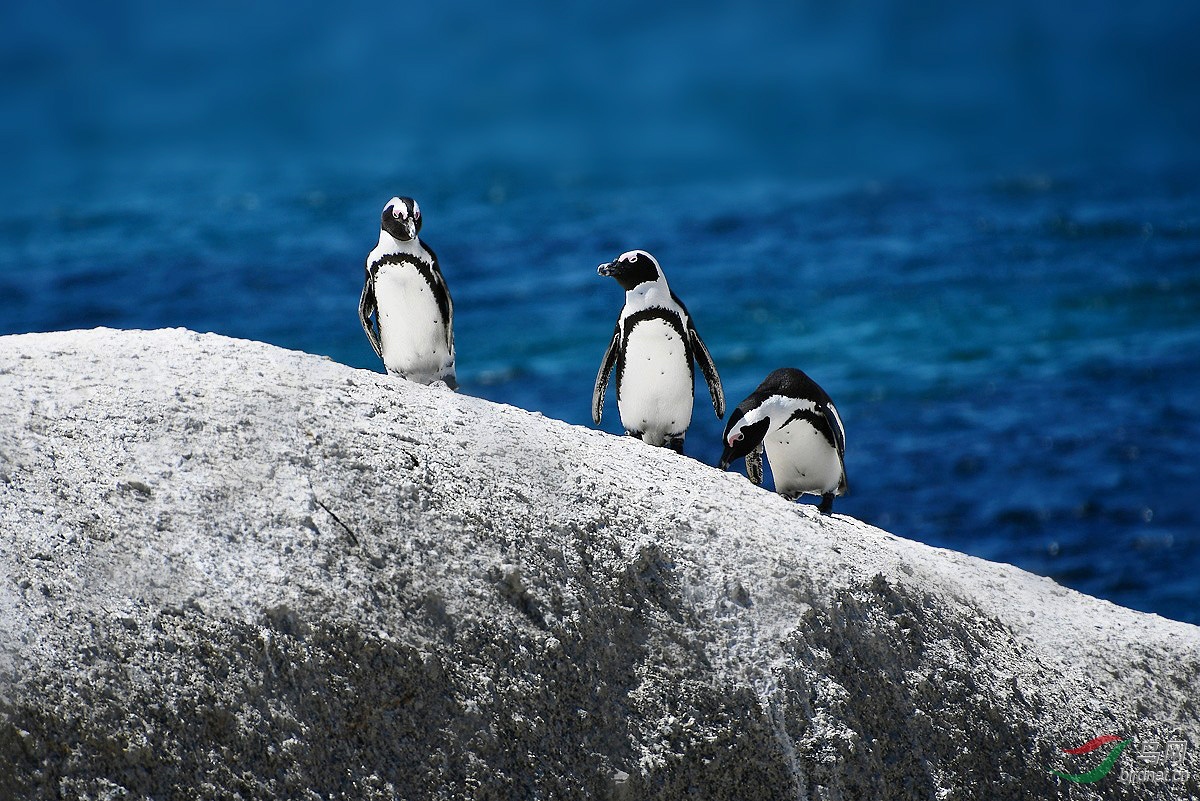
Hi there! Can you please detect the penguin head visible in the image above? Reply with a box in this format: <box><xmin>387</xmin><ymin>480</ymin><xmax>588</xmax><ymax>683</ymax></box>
<box><xmin>381</xmin><ymin>197</ymin><xmax>422</xmax><ymax>241</ymax></box>
<box><xmin>597</xmin><ymin>249</ymin><xmax>662</xmax><ymax>291</ymax></box>
<box><xmin>718</xmin><ymin>407</ymin><xmax>770</xmax><ymax>470</ymax></box>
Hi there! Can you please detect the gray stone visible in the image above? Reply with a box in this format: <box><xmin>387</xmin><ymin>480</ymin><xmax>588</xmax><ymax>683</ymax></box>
<box><xmin>0</xmin><ymin>328</ymin><xmax>1196</xmax><ymax>800</ymax></box>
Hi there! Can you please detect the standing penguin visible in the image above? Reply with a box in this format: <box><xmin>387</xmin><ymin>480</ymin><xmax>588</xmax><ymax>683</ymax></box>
<box><xmin>359</xmin><ymin>196</ymin><xmax>457</xmax><ymax>389</ymax></box>
<box><xmin>719</xmin><ymin>367</ymin><xmax>848</xmax><ymax>514</ymax></box>
<box><xmin>593</xmin><ymin>249</ymin><xmax>725</xmax><ymax>452</ymax></box>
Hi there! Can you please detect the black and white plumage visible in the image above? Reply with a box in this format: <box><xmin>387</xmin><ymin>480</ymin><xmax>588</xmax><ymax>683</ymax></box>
<box><xmin>592</xmin><ymin>250</ymin><xmax>724</xmax><ymax>452</ymax></box>
<box><xmin>358</xmin><ymin>196</ymin><xmax>457</xmax><ymax>389</ymax></box>
<box><xmin>719</xmin><ymin>367</ymin><xmax>848</xmax><ymax>514</ymax></box>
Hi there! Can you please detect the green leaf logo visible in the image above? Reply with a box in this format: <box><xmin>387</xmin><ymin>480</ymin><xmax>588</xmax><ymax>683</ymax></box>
<box><xmin>1052</xmin><ymin>735</ymin><xmax>1130</xmax><ymax>783</ymax></box>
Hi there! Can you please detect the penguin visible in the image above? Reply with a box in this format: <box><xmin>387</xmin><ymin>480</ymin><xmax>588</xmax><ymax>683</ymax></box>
<box><xmin>359</xmin><ymin>196</ymin><xmax>457</xmax><ymax>389</ymax></box>
<box><xmin>718</xmin><ymin>367</ymin><xmax>848</xmax><ymax>514</ymax></box>
<box><xmin>593</xmin><ymin>249</ymin><xmax>725</xmax><ymax>452</ymax></box>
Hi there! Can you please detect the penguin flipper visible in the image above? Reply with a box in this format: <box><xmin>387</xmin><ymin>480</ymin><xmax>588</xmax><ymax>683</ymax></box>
<box><xmin>746</xmin><ymin>443</ymin><xmax>764</xmax><ymax>486</ymax></box>
<box><xmin>592</xmin><ymin>324</ymin><xmax>620</xmax><ymax>424</ymax></box>
<box><xmin>688</xmin><ymin>323</ymin><xmax>725</xmax><ymax>418</ymax></box>
<box><xmin>358</xmin><ymin>278</ymin><xmax>383</xmax><ymax>360</ymax></box>
<box><xmin>813</xmin><ymin>400</ymin><xmax>847</xmax><ymax>468</ymax></box>
<box><xmin>425</xmin><ymin>245</ymin><xmax>455</xmax><ymax>356</ymax></box>
<box><xmin>813</xmin><ymin>400</ymin><xmax>848</xmax><ymax>496</ymax></box>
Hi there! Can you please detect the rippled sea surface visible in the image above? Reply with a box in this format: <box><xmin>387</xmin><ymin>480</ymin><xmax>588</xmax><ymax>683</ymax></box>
<box><xmin>2</xmin><ymin>3</ymin><xmax>1198</xmax><ymax>623</ymax></box>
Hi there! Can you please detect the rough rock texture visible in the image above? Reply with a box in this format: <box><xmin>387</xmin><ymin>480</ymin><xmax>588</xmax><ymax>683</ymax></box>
<box><xmin>0</xmin><ymin>328</ymin><xmax>1197</xmax><ymax>801</ymax></box>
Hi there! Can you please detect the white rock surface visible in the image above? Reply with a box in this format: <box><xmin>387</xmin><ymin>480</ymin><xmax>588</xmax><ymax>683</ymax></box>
<box><xmin>0</xmin><ymin>328</ymin><xmax>1196</xmax><ymax>800</ymax></box>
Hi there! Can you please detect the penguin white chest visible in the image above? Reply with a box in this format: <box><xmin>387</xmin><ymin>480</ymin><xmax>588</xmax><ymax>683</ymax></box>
<box><xmin>373</xmin><ymin>265</ymin><xmax>451</xmax><ymax>379</ymax></box>
<box><xmin>764</xmin><ymin>418</ymin><xmax>843</xmax><ymax>498</ymax></box>
<box><xmin>618</xmin><ymin>318</ymin><xmax>693</xmax><ymax>440</ymax></box>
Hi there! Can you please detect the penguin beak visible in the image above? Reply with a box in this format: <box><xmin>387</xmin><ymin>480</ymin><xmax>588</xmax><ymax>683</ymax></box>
<box><xmin>597</xmin><ymin>261</ymin><xmax>616</xmax><ymax>277</ymax></box>
<box><xmin>404</xmin><ymin>219</ymin><xmax>418</xmax><ymax>240</ymax></box>
<box><xmin>717</xmin><ymin>439</ymin><xmax>737</xmax><ymax>471</ymax></box>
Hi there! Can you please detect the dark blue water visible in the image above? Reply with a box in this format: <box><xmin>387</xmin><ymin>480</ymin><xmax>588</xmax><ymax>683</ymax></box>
<box><xmin>2</xmin><ymin>2</ymin><xmax>1198</xmax><ymax>624</ymax></box>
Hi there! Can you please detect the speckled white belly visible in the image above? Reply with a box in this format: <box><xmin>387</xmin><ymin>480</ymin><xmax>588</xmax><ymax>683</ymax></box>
<box><xmin>764</xmin><ymin>419</ymin><xmax>843</xmax><ymax>498</ymax></box>
<box><xmin>374</xmin><ymin>265</ymin><xmax>453</xmax><ymax>382</ymax></box>
<box><xmin>617</xmin><ymin>318</ymin><xmax>693</xmax><ymax>444</ymax></box>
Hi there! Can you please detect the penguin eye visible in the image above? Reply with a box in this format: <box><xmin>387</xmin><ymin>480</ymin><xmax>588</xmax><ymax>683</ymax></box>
<box><xmin>729</xmin><ymin>431</ymin><xmax>744</xmax><ymax>445</ymax></box>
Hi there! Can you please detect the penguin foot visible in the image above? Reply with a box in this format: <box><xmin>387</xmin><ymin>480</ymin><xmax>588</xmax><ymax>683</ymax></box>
<box><xmin>818</xmin><ymin>493</ymin><xmax>835</xmax><ymax>515</ymax></box>
<box><xmin>664</xmin><ymin>434</ymin><xmax>685</xmax><ymax>454</ymax></box>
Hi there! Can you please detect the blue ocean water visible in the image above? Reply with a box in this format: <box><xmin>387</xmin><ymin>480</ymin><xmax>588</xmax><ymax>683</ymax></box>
<box><xmin>1</xmin><ymin>3</ymin><xmax>1198</xmax><ymax>624</ymax></box>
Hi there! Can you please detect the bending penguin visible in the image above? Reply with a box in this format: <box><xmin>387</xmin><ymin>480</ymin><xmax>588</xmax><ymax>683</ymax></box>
<box><xmin>359</xmin><ymin>196</ymin><xmax>457</xmax><ymax>389</ymax></box>
<box><xmin>719</xmin><ymin>367</ymin><xmax>848</xmax><ymax>514</ymax></box>
<box><xmin>593</xmin><ymin>249</ymin><xmax>724</xmax><ymax>453</ymax></box>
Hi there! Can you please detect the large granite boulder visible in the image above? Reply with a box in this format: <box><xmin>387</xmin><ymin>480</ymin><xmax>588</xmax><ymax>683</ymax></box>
<box><xmin>0</xmin><ymin>328</ymin><xmax>1196</xmax><ymax>800</ymax></box>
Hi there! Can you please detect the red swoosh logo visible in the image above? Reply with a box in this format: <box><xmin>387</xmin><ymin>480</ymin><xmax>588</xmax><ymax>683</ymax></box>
<box><xmin>1062</xmin><ymin>735</ymin><xmax>1122</xmax><ymax>755</ymax></box>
